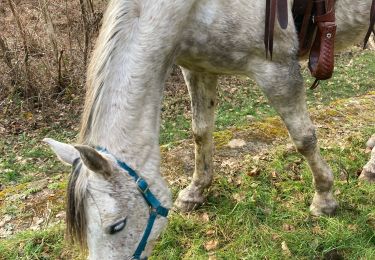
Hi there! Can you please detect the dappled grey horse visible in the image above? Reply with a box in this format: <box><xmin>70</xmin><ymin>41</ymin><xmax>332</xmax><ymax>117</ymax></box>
<box><xmin>45</xmin><ymin>0</ymin><xmax>374</xmax><ymax>259</ymax></box>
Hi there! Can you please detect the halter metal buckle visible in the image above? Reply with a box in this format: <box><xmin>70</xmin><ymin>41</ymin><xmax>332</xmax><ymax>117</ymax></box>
<box><xmin>136</xmin><ymin>178</ymin><xmax>149</xmax><ymax>194</ymax></box>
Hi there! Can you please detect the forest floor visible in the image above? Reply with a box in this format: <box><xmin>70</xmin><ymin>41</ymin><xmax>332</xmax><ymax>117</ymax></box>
<box><xmin>0</xmin><ymin>47</ymin><xmax>374</xmax><ymax>259</ymax></box>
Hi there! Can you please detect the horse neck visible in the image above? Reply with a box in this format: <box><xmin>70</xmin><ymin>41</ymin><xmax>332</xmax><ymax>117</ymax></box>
<box><xmin>77</xmin><ymin>0</ymin><xmax>183</xmax><ymax>208</ymax></box>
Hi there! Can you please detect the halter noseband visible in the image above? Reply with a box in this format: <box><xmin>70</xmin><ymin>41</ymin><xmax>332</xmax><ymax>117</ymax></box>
<box><xmin>97</xmin><ymin>147</ymin><xmax>169</xmax><ymax>260</ymax></box>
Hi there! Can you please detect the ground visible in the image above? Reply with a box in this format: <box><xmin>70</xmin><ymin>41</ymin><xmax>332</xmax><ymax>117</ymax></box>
<box><xmin>0</xmin><ymin>47</ymin><xmax>374</xmax><ymax>259</ymax></box>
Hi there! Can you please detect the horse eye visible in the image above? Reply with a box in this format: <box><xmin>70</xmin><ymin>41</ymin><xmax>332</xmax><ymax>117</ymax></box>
<box><xmin>108</xmin><ymin>218</ymin><xmax>127</xmax><ymax>235</ymax></box>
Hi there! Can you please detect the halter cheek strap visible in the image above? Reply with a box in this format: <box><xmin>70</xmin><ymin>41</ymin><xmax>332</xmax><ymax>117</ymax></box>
<box><xmin>97</xmin><ymin>148</ymin><xmax>169</xmax><ymax>260</ymax></box>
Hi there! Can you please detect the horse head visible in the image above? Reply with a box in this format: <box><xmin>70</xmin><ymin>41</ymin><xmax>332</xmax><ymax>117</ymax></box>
<box><xmin>44</xmin><ymin>138</ymin><xmax>169</xmax><ymax>259</ymax></box>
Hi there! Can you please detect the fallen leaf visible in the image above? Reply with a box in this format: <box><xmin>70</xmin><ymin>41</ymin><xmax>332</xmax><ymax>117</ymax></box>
<box><xmin>282</xmin><ymin>223</ymin><xmax>295</xmax><ymax>232</ymax></box>
<box><xmin>30</xmin><ymin>217</ymin><xmax>44</xmax><ymax>231</ymax></box>
<box><xmin>348</xmin><ymin>224</ymin><xmax>358</xmax><ymax>231</ymax></box>
<box><xmin>246</xmin><ymin>115</ymin><xmax>256</xmax><ymax>122</ymax></box>
<box><xmin>221</xmin><ymin>158</ymin><xmax>237</xmax><ymax>168</ymax></box>
<box><xmin>235</xmin><ymin>178</ymin><xmax>243</xmax><ymax>186</ymax></box>
<box><xmin>24</xmin><ymin>112</ymin><xmax>33</xmax><ymax>121</ymax></box>
<box><xmin>0</xmin><ymin>215</ymin><xmax>12</xmax><ymax>228</ymax></box>
<box><xmin>233</xmin><ymin>192</ymin><xmax>246</xmax><ymax>202</ymax></box>
<box><xmin>312</xmin><ymin>225</ymin><xmax>322</xmax><ymax>235</ymax></box>
<box><xmin>201</xmin><ymin>213</ymin><xmax>210</xmax><ymax>222</ymax></box>
<box><xmin>206</xmin><ymin>229</ymin><xmax>215</xmax><ymax>236</ymax></box>
<box><xmin>250</xmin><ymin>182</ymin><xmax>259</xmax><ymax>188</ymax></box>
<box><xmin>281</xmin><ymin>241</ymin><xmax>292</xmax><ymax>256</ymax></box>
<box><xmin>205</xmin><ymin>240</ymin><xmax>218</xmax><ymax>251</ymax></box>
<box><xmin>247</xmin><ymin>167</ymin><xmax>261</xmax><ymax>177</ymax></box>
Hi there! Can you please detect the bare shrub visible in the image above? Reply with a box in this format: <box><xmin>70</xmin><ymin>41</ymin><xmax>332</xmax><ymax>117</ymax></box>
<box><xmin>0</xmin><ymin>0</ymin><xmax>107</xmax><ymax>109</ymax></box>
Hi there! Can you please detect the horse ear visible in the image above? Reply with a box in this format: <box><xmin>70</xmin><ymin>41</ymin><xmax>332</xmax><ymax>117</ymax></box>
<box><xmin>43</xmin><ymin>138</ymin><xmax>80</xmax><ymax>165</ymax></box>
<box><xmin>74</xmin><ymin>145</ymin><xmax>112</xmax><ymax>176</ymax></box>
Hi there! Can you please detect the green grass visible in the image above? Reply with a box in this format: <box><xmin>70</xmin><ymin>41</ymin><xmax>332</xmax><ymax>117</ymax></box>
<box><xmin>153</xmin><ymin>129</ymin><xmax>375</xmax><ymax>259</ymax></box>
<box><xmin>0</xmin><ymin>127</ymin><xmax>77</xmax><ymax>186</ymax></box>
<box><xmin>0</xmin><ymin>48</ymin><xmax>374</xmax><ymax>259</ymax></box>
<box><xmin>0</xmin><ymin>226</ymin><xmax>82</xmax><ymax>259</ymax></box>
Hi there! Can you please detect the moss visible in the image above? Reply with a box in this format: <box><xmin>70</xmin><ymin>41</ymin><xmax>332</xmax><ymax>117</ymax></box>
<box><xmin>213</xmin><ymin>130</ymin><xmax>234</xmax><ymax>149</ymax></box>
<box><xmin>0</xmin><ymin>183</ymin><xmax>28</xmax><ymax>201</ymax></box>
<box><xmin>312</xmin><ymin>108</ymin><xmax>341</xmax><ymax>121</ymax></box>
<box><xmin>244</xmin><ymin>117</ymin><xmax>288</xmax><ymax>142</ymax></box>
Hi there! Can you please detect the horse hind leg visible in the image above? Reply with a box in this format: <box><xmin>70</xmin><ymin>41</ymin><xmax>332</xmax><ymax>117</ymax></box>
<box><xmin>255</xmin><ymin>60</ymin><xmax>338</xmax><ymax>216</ymax></box>
<box><xmin>175</xmin><ymin>68</ymin><xmax>218</xmax><ymax>212</ymax></box>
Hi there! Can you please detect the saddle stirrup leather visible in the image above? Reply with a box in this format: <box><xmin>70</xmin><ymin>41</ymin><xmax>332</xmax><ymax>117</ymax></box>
<box><xmin>264</xmin><ymin>0</ymin><xmax>375</xmax><ymax>89</ymax></box>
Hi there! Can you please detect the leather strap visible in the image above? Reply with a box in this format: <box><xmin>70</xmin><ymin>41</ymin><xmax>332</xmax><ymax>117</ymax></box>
<box><xmin>265</xmin><ymin>0</ymin><xmax>289</xmax><ymax>59</ymax></box>
<box><xmin>364</xmin><ymin>0</ymin><xmax>375</xmax><ymax>48</ymax></box>
<box><xmin>293</xmin><ymin>0</ymin><xmax>314</xmax><ymax>56</ymax></box>
<box><xmin>277</xmin><ymin>0</ymin><xmax>289</xmax><ymax>29</ymax></box>
<box><xmin>265</xmin><ymin>0</ymin><xmax>277</xmax><ymax>59</ymax></box>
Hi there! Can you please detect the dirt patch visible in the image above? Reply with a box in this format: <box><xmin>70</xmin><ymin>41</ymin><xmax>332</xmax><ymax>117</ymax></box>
<box><xmin>161</xmin><ymin>93</ymin><xmax>375</xmax><ymax>190</ymax></box>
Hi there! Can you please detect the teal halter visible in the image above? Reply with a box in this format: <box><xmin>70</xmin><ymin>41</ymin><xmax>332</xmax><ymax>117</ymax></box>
<box><xmin>97</xmin><ymin>147</ymin><xmax>169</xmax><ymax>260</ymax></box>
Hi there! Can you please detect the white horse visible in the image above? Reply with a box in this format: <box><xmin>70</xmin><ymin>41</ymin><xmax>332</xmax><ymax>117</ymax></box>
<box><xmin>44</xmin><ymin>0</ymin><xmax>374</xmax><ymax>259</ymax></box>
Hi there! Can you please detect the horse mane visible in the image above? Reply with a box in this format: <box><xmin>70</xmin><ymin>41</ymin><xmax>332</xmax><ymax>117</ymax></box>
<box><xmin>78</xmin><ymin>0</ymin><xmax>141</xmax><ymax>143</ymax></box>
<box><xmin>66</xmin><ymin>159</ymin><xmax>88</xmax><ymax>249</ymax></box>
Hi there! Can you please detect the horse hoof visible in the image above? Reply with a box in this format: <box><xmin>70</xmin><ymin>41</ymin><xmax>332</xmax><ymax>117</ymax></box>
<box><xmin>174</xmin><ymin>186</ymin><xmax>205</xmax><ymax>212</ymax></box>
<box><xmin>358</xmin><ymin>171</ymin><xmax>375</xmax><ymax>183</ymax></box>
<box><xmin>310</xmin><ymin>192</ymin><xmax>338</xmax><ymax>216</ymax></box>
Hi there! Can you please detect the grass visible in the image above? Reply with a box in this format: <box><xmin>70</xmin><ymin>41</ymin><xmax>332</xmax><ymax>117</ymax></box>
<box><xmin>0</xmin><ymin>47</ymin><xmax>374</xmax><ymax>259</ymax></box>
<box><xmin>0</xmin><ymin>226</ymin><xmax>83</xmax><ymax>259</ymax></box>
<box><xmin>0</xmin><ymin>126</ymin><xmax>77</xmax><ymax>185</ymax></box>
<box><xmin>153</xmin><ymin>129</ymin><xmax>375</xmax><ymax>259</ymax></box>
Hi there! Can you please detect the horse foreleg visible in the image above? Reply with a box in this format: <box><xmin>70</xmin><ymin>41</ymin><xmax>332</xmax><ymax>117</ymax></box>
<box><xmin>256</xmin><ymin>60</ymin><xmax>338</xmax><ymax>216</ymax></box>
<box><xmin>175</xmin><ymin>68</ymin><xmax>218</xmax><ymax>212</ymax></box>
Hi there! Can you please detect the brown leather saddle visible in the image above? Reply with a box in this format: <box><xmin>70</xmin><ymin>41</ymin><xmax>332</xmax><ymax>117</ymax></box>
<box><xmin>265</xmin><ymin>0</ymin><xmax>375</xmax><ymax>89</ymax></box>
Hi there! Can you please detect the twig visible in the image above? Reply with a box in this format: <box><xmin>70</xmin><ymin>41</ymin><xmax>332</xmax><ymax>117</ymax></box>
<box><xmin>0</xmin><ymin>35</ymin><xmax>13</xmax><ymax>70</ymax></box>
<box><xmin>79</xmin><ymin>0</ymin><xmax>90</xmax><ymax>67</ymax></box>
<box><xmin>7</xmin><ymin>0</ymin><xmax>36</xmax><ymax>97</ymax></box>
<box><xmin>65</xmin><ymin>0</ymin><xmax>73</xmax><ymax>57</ymax></box>
<box><xmin>87</xmin><ymin>0</ymin><xmax>94</xmax><ymax>16</ymax></box>
<box><xmin>57</xmin><ymin>50</ymin><xmax>65</xmax><ymax>92</ymax></box>
<box><xmin>39</xmin><ymin>0</ymin><xmax>59</xmax><ymax>62</ymax></box>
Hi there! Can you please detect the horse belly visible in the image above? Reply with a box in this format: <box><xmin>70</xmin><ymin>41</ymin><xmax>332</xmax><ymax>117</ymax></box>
<box><xmin>176</xmin><ymin>0</ymin><xmax>298</xmax><ymax>74</ymax></box>
<box><xmin>175</xmin><ymin>0</ymin><xmax>263</xmax><ymax>74</ymax></box>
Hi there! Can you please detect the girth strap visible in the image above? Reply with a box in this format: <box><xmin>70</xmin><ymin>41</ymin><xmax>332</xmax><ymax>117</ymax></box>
<box><xmin>265</xmin><ymin>0</ymin><xmax>288</xmax><ymax>59</ymax></box>
<box><xmin>294</xmin><ymin>0</ymin><xmax>314</xmax><ymax>56</ymax></box>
